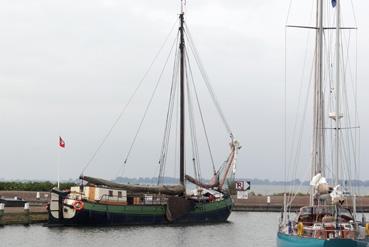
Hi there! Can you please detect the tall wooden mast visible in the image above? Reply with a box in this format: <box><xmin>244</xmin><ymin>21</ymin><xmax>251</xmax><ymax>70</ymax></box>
<box><xmin>179</xmin><ymin>2</ymin><xmax>185</xmax><ymax>186</ymax></box>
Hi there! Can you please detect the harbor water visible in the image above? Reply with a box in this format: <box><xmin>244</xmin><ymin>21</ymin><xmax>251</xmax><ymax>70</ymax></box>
<box><xmin>0</xmin><ymin>212</ymin><xmax>280</xmax><ymax>247</ymax></box>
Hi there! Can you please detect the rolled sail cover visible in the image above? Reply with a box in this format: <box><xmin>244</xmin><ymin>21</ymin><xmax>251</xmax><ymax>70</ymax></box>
<box><xmin>80</xmin><ymin>175</ymin><xmax>185</xmax><ymax>195</ymax></box>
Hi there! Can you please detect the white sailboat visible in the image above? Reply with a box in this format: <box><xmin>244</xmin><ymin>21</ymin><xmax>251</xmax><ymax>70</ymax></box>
<box><xmin>277</xmin><ymin>0</ymin><xmax>369</xmax><ymax>246</ymax></box>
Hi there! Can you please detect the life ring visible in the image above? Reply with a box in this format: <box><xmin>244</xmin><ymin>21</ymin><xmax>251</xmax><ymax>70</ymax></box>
<box><xmin>72</xmin><ymin>200</ymin><xmax>84</xmax><ymax>211</ymax></box>
<box><xmin>297</xmin><ymin>222</ymin><xmax>304</xmax><ymax>237</ymax></box>
<box><xmin>365</xmin><ymin>223</ymin><xmax>369</xmax><ymax>236</ymax></box>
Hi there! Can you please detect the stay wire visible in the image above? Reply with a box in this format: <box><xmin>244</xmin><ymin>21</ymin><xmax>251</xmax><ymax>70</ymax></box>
<box><xmin>184</xmin><ymin>23</ymin><xmax>233</xmax><ymax>138</ymax></box>
<box><xmin>186</xmin><ymin>63</ymin><xmax>201</xmax><ymax>182</ymax></box>
<box><xmin>184</xmin><ymin>41</ymin><xmax>216</xmax><ymax>175</ymax></box>
<box><xmin>158</xmin><ymin>33</ymin><xmax>180</xmax><ymax>184</ymax></box>
<box><xmin>81</xmin><ymin>18</ymin><xmax>178</xmax><ymax>175</ymax></box>
<box><xmin>123</xmin><ymin>33</ymin><xmax>179</xmax><ymax>165</ymax></box>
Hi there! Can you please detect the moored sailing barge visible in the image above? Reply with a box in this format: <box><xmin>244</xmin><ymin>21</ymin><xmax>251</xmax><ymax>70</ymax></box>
<box><xmin>47</xmin><ymin>1</ymin><xmax>240</xmax><ymax>227</ymax></box>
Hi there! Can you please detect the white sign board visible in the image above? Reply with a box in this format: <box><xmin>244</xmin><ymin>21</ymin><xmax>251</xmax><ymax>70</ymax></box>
<box><xmin>237</xmin><ymin>191</ymin><xmax>248</xmax><ymax>200</ymax></box>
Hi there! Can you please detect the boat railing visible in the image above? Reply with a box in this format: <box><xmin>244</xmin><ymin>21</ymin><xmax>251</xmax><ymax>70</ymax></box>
<box><xmin>286</xmin><ymin>221</ymin><xmax>356</xmax><ymax>240</ymax></box>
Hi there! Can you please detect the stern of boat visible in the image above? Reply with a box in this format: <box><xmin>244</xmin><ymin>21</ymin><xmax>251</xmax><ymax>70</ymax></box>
<box><xmin>47</xmin><ymin>188</ymin><xmax>82</xmax><ymax>225</ymax></box>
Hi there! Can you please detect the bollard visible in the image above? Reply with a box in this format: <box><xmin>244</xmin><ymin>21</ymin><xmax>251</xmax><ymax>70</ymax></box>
<box><xmin>36</xmin><ymin>192</ymin><xmax>40</xmax><ymax>200</ymax></box>
<box><xmin>24</xmin><ymin>202</ymin><xmax>30</xmax><ymax>226</ymax></box>
<box><xmin>0</xmin><ymin>203</ymin><xmax>4</xmax><ymax>226</ymax></box>
<box><xmin>267</xmin><ymin>196</ymin><xmax>271</xmax><ymax>211</ymax></box>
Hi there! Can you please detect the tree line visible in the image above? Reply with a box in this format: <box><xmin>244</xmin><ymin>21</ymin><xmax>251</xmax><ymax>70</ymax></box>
<box><xmin>0</xmin><ymin>181</ymin><xmax>77</xmax><ymax>191</ymax></box>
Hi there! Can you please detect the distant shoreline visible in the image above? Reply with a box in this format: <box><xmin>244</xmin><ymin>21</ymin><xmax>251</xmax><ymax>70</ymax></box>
<box><xmin>3</xmin><ymin>176</ymin><xmax>369</xmax><ymax>187</ymax></box>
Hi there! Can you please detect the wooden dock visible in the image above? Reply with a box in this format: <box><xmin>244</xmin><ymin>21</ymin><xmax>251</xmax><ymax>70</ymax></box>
<box><xmin>0</xmin><ymin>207</ymin><xmax>48</xmax><ymax>225</ymax></box>
<box><xmin>0</xmin><ymin>191</ymin><xmax>49</xmax><ymax>225</ymax></box>
<box><xmin>233</xmin><ymin>195</ymin><xmax>369</xmax><ymax>212</ymax></box>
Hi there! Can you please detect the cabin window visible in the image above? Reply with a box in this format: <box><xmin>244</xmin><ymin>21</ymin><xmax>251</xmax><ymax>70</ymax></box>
<box><xmin>109</xmin><ymin>190</ymin><xmax>113</xmax><ymax>197</ymax></box>
<box><xmin>118</xmin><ymin>191</ymin><xmax>122</xmax><ymax>198</ymax></box>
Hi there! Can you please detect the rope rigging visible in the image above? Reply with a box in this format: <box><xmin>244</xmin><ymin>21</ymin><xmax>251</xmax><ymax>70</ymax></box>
<box><xmin>157</xmin><ymin>20</ymin><xmax>232</xmax><ymax>183</ymax></box>
<box><xmin>184</xmin><ymin>23</ymin><xmax>233</xmax><ymax>138</ymax></box>
<box><xmin>185</xmin><ymin>57</ymin><xmax>202</xmax><ymax>183</ymax></box>
<box><xmin>158</xmin><ymin>33</ymin><xmax>180</xmax><ymax>185</ymax></box>
<box><xmin>80</xmin><ymin>18</ymin><xmax>178</xmax><ymax>175</ymax></box>
<box><xmin>185</xmin><ymin>45</ymin><xmax>217</xmax><ymax>175</ymax></box>
<box><xmin>80</xmin><ymin>9</ymin><xmax>235</xmax><ymax>186</ymax></box>
<box><xmin>123</xmin><ymin>33</ymin><xmax>179</xmax><ymax>165</ymax></box>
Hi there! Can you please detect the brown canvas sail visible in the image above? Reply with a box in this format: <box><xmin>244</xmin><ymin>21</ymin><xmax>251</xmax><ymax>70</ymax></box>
<box><xmin>80</xmin><ymin>176</ymin><xmax>185</xmax><ymax>195</ymax></box>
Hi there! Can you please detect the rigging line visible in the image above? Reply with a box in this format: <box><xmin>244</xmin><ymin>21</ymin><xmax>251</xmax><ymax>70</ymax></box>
<box><xmin>186</xmin><ymin>66</ymin><xmax>201</xmax><ymax>182</ymax></box>
<box><xmin>185</xmin><ymin>47</ymin><xmax>216</xmax><ymax>175</ymax></box>
<box><xmin>341</xmin><ymin>136</ymin><xmax>352</xmax><ymax>187</ymax></box>
<box><xmin>340</xmin><ymin>31</ymin><xmax>360</xmax><ymax>183</ymax></box>
<box><xmin>187</xmin><ymin>35</ymin><xmax>232</xmax><ymax>137</ymax></box>
<box><xmin>286</xmin><ymin>29</ymin><xmax>313</xmax><ymax>170</ymax></box>
<box><xmin>354</xmin><ymin>30</ymin><xmax>361</xmax><ymax>197</ymax></box>
<box><xmin>185</xmin><ymin>55</ymin><xmax>203</xmax><ymax>181</ymax></box>
<box><xmin>161</xmin><ymin>35</ymin><xmax>180</xmax><ymax>182</ymax></box>
<box><xmin>349</xmin><ymin>0</ymin><xmax>358</xmax><ymax>28</ymax></box>
<box><xmin>285</xmin><ymin>0</ymin><xmax>293</xmax><ymax>25</ymax></box>
<box><xmin>158</xmin><ymin>33</ymin><xmax>180</xmax><ymax>184</ymax></box>
<box><xmin>287</xmin><ymin>54</ymin><xmax>315</xmax><ymax>205</ymax></box>
<box><xmin>158</xmin><ymin>55</ymin><xmax>179</xmax><ymax>184</ymax></box>
<box><xmin>338</xmin><ymin>29</ymin><xmax>360</xmax><ymax>196</ymax></box>
<box><xmin>123</xmin><ymin>33</ymin><xmax>179</xmax><ymax>165</ymax></box>
<box><xmin>183</xmin><ymin>48</ymin><xmax>201</xmax><ymax>181</ymax></box>
<box><xmin>284</xmin><ymin>25</ymin><xmax>288</xmax><ymax>194</ymax></box>
<box><xmin>325</xmin><ymin>27</ymin><xmax>336</xmax><ymax>182</ymax></box>
<box><xmin>184</xmin><ymin>23</ymin><xmax>233</xmax><ymax>137</ymax></box>
<box><xmin>173</xmin><ymin>90</ymin><xmax>179</xmax><ymax>180</ymax></box>
<box><xmin>285</xmin><ymin>25</ymin><xmax>314</xmax><ymax>200</ymax></box>
<box><xmin>80</xmin><ymin>18</ymin><xmax>178</xmax><ymax>175</ymax></box>
<box><xmin>159</xmin><ymin>48</ymin><xmax>180</xmax><ymax>184</ymax></box>
<box><xmin>172</xmin><ymin>76</ymin><xmax>180</xmax><ymax>182</ymax></box>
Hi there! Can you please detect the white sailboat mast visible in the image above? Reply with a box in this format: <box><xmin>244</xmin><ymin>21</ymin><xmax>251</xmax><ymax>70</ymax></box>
<box><xmin>311</xmin><ymin>0</ymin><xmax>325</xmax><ymax>206</ymax></box>
<box><xmin>313</xmin><ymin>0</ymin><xmax>325</xmax><ymax>175</ymax></box>
<box><xmin>334</xmin><ymin>0</ymin><xmax>341</xmax><ymax>186</ymax></box>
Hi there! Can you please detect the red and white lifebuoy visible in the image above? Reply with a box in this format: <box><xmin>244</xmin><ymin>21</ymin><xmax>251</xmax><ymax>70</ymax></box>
<box><xmin>72</xmin><ymin>200</ymin><xmax>84</xmax><ymax>211</ymax></box>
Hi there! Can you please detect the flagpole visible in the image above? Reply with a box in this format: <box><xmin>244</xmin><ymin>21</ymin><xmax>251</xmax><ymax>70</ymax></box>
<box><xmin>58</xmin><ymin>145</ymin><xmax>61</xmax><ymax>189</ymax></box>
<box><xmin>58</xmin><ymin>136</ymin><xmax>65</xmax><ymax>189</ymax></box>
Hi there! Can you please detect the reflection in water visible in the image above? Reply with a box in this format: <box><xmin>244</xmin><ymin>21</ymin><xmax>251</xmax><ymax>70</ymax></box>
<box><xmin>0</xmin><ymin>212</ymin><xmax>280</xmax><ymax>247</ymax></box>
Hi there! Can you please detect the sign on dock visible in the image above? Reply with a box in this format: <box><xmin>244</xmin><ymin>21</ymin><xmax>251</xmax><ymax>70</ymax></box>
<box><xmin>237</xmin><ymin>191</ymin><xmax>248</xmax><ymax>200</ymax></box>
<box><xmin>235</xmin><ymin>181</ymin><xmax>251</xmax><ymax>191</ymax></box>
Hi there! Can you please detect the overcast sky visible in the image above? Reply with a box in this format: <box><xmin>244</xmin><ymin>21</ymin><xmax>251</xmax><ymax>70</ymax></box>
<box><xmin>0</xmin><ymin>0</ymin><xmax>368</xmax><ymax>182</ymax></box>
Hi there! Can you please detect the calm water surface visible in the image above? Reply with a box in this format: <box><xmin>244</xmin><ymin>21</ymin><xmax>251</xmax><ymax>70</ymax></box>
<box><xmin>0</xmin><ymin>212</ymin><xmax>280</xmax><ymax>247</ymax></box>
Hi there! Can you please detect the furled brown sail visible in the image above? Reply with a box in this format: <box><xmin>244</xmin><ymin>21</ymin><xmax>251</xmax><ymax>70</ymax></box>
<box><xmin>80</xmin><ymin>175</ymin><xmax>185</xmax><ymax>195</ymax></box>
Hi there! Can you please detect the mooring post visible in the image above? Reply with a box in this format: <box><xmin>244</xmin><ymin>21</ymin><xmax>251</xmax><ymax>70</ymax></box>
<box><xmin>24</xmin><ymin>202</ymin><xmax>30</xmax><ymax>226</ymax></box>
<box><xmin>0</xmin><ymin>203</ymin><xmax>4</xmax><ymax>226</ymax></box>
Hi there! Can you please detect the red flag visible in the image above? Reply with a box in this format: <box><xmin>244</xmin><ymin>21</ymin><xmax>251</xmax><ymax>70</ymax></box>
<box><xmin>59</xmin><ymin>136</ymin><xmax>65</xmax><ymax>148</ymax></box>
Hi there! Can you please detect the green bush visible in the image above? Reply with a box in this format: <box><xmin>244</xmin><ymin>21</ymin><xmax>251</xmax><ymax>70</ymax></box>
<box><xmin>0</xmin><ymin>181</ymin><xmax>77</xmax><ymax>191</ymax></box>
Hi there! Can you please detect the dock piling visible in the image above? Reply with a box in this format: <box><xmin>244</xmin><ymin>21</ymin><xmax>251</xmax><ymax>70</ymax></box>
<box><xmin>0</xmin><ymin>203</ymin><xmax>4</xmax><ymax>226</ymax></box>
<box><xmin>24</xmin><ymin>202</ymin><xmax>30</xmax><ymax>226</ymax></box>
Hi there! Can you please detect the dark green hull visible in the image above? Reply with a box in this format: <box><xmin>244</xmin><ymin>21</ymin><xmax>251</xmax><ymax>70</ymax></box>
<box><xmin>48</xmin><ymin>197</ymin><xmax>233</xmax><ymax>226</ymax></box>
